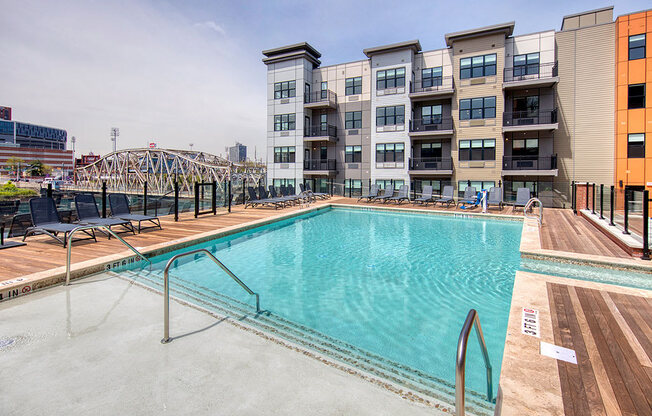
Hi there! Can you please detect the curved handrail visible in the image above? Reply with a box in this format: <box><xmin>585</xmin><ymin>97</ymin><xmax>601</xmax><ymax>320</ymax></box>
<box><xmin>456</xmin><ymin>309</ymin><xmax>493</xmax><ymax>416</ymax></box>
<box><xmin>524</xmin><ymin>197</ymin><xmax>543</xmax><ymax>226</ymax></box>
<box><xmin>66</xmin><ymin>225</ymin><xmax>151</xmax><ymax>285</ymax></box>
<box><xmin>161</xmin><ymin>248</ymin><xmax>260</xmax><ymax>343</ymax></box>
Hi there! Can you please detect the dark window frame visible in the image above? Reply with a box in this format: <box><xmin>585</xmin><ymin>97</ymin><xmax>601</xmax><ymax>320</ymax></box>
<box><xmin>628</xmin><ymin>133</ymin><xmax>645</xmax><ymax>158</ymax></box>
<box><xmin>628</xmin><ymin>84</ymin><xmax>646</xmax><ymax>109</ymax></box>
<box><xmin>459</xmin><ymin>97</ymin><xmax>496</xmax><ymax>120</ymax></box>
<box><xmin>376</xmin><ymin>143</ymin><xmax>405</xmax><ymax>163</ymax></box>
<box><xmin>376</xmin><ymin>105</ymin><xmax>405</xmax><ymax>126</ymax></box>
<box><xmin>513</xmin><ymin>53</ymin><xmax>540</xmax><ymax>76</ymax></box>
<box><xmin>458</xmin><ymin>139</ymin><xmax>496</xmax><ymax>161</ymax></box>
<box><xmin>273</xmin><ymin>81</ymin><xmax>296</xmax><ymax>99</ymax></box>
<box><xmin>629</xmin><ymin>34</ymin><xmax>646</xmax><ymax>60</ymax></box>
<box><xmin>460</xmin><ymin>53</ymin><xmax>497</xmax><ymax>79</ymax></box>
<box><xmin>422</xmin><ymin>67</ymin><xmax>443</xmax><ymax>88</ymax></box>
<box><xmin>274</xmin><ymin>113</ymin><xmax>296</xmax><ymax>131</ymax></box>
<box><xmin>345</xmin><ymin>111</ymin><xmax>362</xmax><ymax>129</ymax></box>
<box><xmin>345</xmin><ymin>76</ymin><xmax>362</xmax><ymax>95</ymax></box>
<box><xmin>421</xmin><ymin>105</ymin><xmax>443</xmax><ymax>125</ymax></box>
<box><xmin>273</xmin><ymin>146</ymin><xmax>296</xmax><ymax>163</ymax></box>
<box><xmin>376</xmin><ymin>67</ymin><xmax>406</xmax><ymax>90</ymax></box>
<box><xmin>345</xmin><ymin>145</ymin><xmax>362</xmax><ymax>163</ymax></box>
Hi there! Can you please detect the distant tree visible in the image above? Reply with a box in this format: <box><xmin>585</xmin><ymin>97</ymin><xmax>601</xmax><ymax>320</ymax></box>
<box><xmin>5</xmin><ymin>157</ymin><xmax>25</xmax><ymax>175</ymax></box>
<box><xmin>27</xmin><ymin>160</ymin><xmax>52</xmax><ymax>176</ymax></box>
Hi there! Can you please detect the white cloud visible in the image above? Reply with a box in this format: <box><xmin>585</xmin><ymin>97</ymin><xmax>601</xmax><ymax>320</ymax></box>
<box><xmin>194</xmin><ymin>20</ymin><xmax>226</xmax><ymax>36</ymax></box>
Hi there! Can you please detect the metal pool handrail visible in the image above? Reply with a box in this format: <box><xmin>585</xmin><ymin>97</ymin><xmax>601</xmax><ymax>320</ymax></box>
<box><xmin>161</xmin><ymin>248</ymin><xmax>260</xmax><ymax>344</ymax></box>
<box><xmin>456</xmin><ymin>309</ymin><xmax>493</xmax><ymax>416</ymax></box>
<box><xmin>524</xmin><ymin>197</ymin><xmax>543</xmax><ymax>226</ymax></box>
<box><xmin>66</xmin><ymin>225</ymin><xmax>151</xmax><ymax>285</ymax></box>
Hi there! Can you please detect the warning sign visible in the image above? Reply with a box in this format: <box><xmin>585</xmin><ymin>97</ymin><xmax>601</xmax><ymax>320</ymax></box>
<box><xmin>521</xmin><ymin>307</ymin><xmax>540</xmax><ymax>338</ymax></box>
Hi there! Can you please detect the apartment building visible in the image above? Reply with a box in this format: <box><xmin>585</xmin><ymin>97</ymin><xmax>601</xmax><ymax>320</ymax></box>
<box><xmin>262</xmin><ymin>7</ymin><xmax>616</xmax><ymax>206</ymax></box>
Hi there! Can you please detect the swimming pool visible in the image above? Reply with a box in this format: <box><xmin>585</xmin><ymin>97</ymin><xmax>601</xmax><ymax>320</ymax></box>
<box><xmin>119</xmin><ymin>206</ymin><xmax>523</xmax><ymax>412</ymax></box>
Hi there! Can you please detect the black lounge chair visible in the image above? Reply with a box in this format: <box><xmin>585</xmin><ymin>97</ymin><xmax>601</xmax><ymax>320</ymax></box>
<box><xmin>283</xmin><ymin>185</ymin><xmax>302</xmax><ymax>204</ymax></box>
<box><xmin>388</xmin><ymin>185</ymin><xmax>410</xmax><ymax>204</ymax></box>
<box><xmin>74</xmin><ymin>193</ymin><xmax>135</xmax><ymax>237</ymax></box>
<box><xmin>267</xmin><ymin>185</ymin><xmax>292</xmax><ymax>207</ymax></box>
<box><xmin>457</xmin><ymin>187</ymin><xmax>478</xmax><ymax>208</ymax></box>
<box><xmin>305</xmin><ymin>183</ymin><xmax>329</xmax><ymax>199</ymax></box>
<box><xmin>434</xmin><ymin>186</ymin><xmax>455</xmax><ymax>207</ymax></box>
<box><xmin>245</xmin><ymin>187</ymin><xmax>281</xmax><ymax>209</ymax></box>
<box><xmin>358</xmin><ymin>184</ymin><xmax>379</xmax><ymax>202</ymax></box>
<box><xmin>259</xmin><ymin>186</ymin><xmax>286</xmax><ymax>207</ymax></box>
<box><xmin>513</xmin><ymin>188</ymin><xmax>532</xmax><ymax>212</ymax></box>
<box><xmin>373</xmin><ymin>186</ymin><xmax>394</xmax><ymax>203</ymax></box>
<box><xmin>413</xmin><ymin>185</ymin><xmax>434</xmax><ymax>206</ymax></box>
<box><xmin>108</xmin><ymin>193</ymin><xmax>162</xmax><ymax>233</ymax></box>
<box><xmin>23</xmin><ymin>197</ymin><xmax>96</xmax><ymax>247</ymax></box>
<box><xmin>486</xmin><ymin>187</ymin><xmax>504</xmax><ymax>210</ymax></box>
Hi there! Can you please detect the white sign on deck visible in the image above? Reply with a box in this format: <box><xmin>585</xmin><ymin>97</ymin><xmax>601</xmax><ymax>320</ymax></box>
<box><xmin>540</xmin><ymin>341</ymin><xmax>577</xmax><ymax>364</ymax></box>
<box><xmin>521</xmin><ymin>307</ymin><xmax>540</xmax><ymax>338</ymax></box>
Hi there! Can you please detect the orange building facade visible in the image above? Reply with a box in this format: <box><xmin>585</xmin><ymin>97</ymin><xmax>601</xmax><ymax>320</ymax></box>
<box><xmin>615</xmin><ymin>10</ymin><xmax>652</xmax><ymax>198</ymax></box>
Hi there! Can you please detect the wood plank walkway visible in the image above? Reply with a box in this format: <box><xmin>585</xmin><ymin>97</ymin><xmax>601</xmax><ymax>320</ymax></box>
<box><xmin>540</xmin><ymin>209</ymin><xmax>631</xmax><ymax>258</ymax></box>
<box><xmin>548</xmin><ymin>282</ymin><xmax>652</xmax><ymax>415</ymax></box>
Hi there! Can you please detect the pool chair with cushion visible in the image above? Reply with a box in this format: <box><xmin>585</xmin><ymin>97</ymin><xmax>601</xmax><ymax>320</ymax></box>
<box><xmin>388</xmin><ymin>185</ymin><xmax>410</xmax><ymax>204</ymax></box>
<box><xmin>486</xmin><ymin>187</ymin><xmax>504</xmax><ymax>210</ymax></box>
<box><xmin>434</xmin><ymin>186</ymin><xmax>455</xmax><ymax>207</ymax></box>
<box><xmin>358</xmin><ymin>184</ymin><xmax>379</xmax><ymax>203</ymax></box>
<box><xmin>456</xmin><ymin>187</ymin><xmax>478</xmax><ymax>209</ymax></box>
<box><xmin>413</xmin><ymin>186</ymin><xmax>434</xmax><ymax>206</ymax></box>
<box><xmin>75</xmin><ymin>193</ymin><xmax>135</xmax><ymax>237</ymax></box>
<box><xmin>372</xmin><ymin>186</ymin><xmax>395</xmax><ymax>203</ymax></box>
<box><xmin>23</xmin><ymin>197</ymin><xmax>97</xmax><ymax>247</ymax></box>
<box><xmin>305</xmin><ymin>183</ymin><xmax>329</xmax><ymax>199</ymax></box>
<box><xmin>108</xmin><ymin>193</ymin><xmax>162</xmax><ymax>233</ymax></box>
<box><xmin>513</xmin><ymin>188</ymin><xmax>532</xmax><ymax>212</ymax></box>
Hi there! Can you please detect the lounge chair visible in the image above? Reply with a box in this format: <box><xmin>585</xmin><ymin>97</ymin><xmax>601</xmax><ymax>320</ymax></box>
<box><xmin>413</xmin><ymin>186</ymin><xmax>434</xmax><ymax>206</ymax></box>
<box><xmin>23</xmin><ymin>197</ymin><xmax>97</xmax><ymax>247</ymax></box>
<box><xmin>268</xmin><ymin>185</ymin><xmax>292</xmax><ymax>207</ymax></box>
<box><xmin>486</xmin><ymin>187</ymin><xmax>504</xmax><ymax>210</ymax></box>
<box><xmin>388</xmin><ymin>185</ymin><xmax>410</xmax><ymax>204</ymax></box>
<box><xmin>75</xmin><ymin>193</ymin><xmax>135</xmax><ymax>237</ymax></box>
<box><xmin>513</xmin><ymin>188</ymin><xmax>532</xmax><ymax>212</ymax></box>
<box><xmin>280</xmin><ymin>185</ymin><xmax>300</xmax><ymax>204</ymax></box>
<box><xmin>457</xmin><ymin>187</ymin><xmax>478</xmax><ymax>208</ymax></box>
<box><xmin>108</xmin><ymin>193</ymin><xmax>162</xmax><ymax>233</ymax></box>
<box><xmin>373</xmin><ymin>186</ymin><xmax>395</xmax><ymax>203</ymax></box>
<box><xmin>259</xmin><ymin>186</ymin><xmax>286</xmax><ymax>207</ymax></box>
<box><xmin>358</xmin><ymin>184</ymin><xmax>379</xmax><ymax>202</ymax></box>
<box><xmin>305</xmin><ymin>183</ymin><xmax>329</xmax><ymax>199</ymax></box>
<box><xmin>434</xmin><ymin>186</ymin><xmax>455</xmax><ymax>207</ymax></box>
<box><xmin>245</xmin><ymin>187</ymin><xmax>282</xmax><ymax>209</ymax></box>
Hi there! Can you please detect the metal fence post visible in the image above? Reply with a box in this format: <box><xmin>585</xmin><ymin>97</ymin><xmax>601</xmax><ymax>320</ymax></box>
<box><xmin>174</xmin><ymin>181</ymin><xmax>179</xmax><ymax>222</ymax></box>
<box><xmin>222</xmin><ymin>181</ymin><xmax>227</xmax><ymax>208</ymax></box>
<box><xmin>228</xmin><ymin>179</ymin><xmax>232</xmax><ymax>213</ymax></box>
<box><xmin>600</xmin><ymin>184</ymin><xmax>604</xmax><ymax>219</ymax></box>
<box><xmin>348</xmin><ymin>179</ymin><xmax>352</xmax><ymax>198</ymax></box>
<box><xmin>642</xmin><ymin>190</ymin><xmax>649</xmax><ymax>260</ymax></box>
<box><xmin>584</xmin><ymin>182</ymin><xmax>589</xmax><ymax>212</ymax></box>
<box><xmin>623</xmin><ymin>190</ymin><xmax>630</xmax><ymax>235</ymax></box>
<box><xmin>143</xmin><ymin>181</ymin><xmax>148</xmax><ymax>216</ymax></box>
<box><xmin>194</xmin><ymin>182</ymin><xmax>199</xmax><ymax>218</ymax></box>
<box><xmin>212</xmin><ymin>181</ymin><xmax>217</xmax><ymax>214</ymax></box>
<box><xmin>242</xmin><ymin>177</ymin><xmax>247</xmax><ymax>206</ymax></box>
<box><xmin>101</xmin><ymin>181</ymin><xmax>107</xmax><ymax>218</ymax></box>
<box><xmin>571</xmin><ymin>181</ymin><xmax>576</xmax><ymax>214</ymax></box>
<box><xmin>610</xmin><ymin>186</ymin><xmax>615</xmax><ymax>226</ymax></box>
<box><xmin>591</xmin><ymin>183</ymin><xmax>595</xmax><ymax>215</ymax></box>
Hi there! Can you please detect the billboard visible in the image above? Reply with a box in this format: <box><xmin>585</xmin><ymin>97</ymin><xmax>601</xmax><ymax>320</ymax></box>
<box><xmin>0</xmin><ymin>107</ymin><xmax>11</xmax><ymax>121</ymax></box>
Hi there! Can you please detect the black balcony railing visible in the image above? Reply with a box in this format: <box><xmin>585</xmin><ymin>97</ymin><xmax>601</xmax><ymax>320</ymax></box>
<box><xmin>409</xmin><ymin>157</ymin><xmax>453</xmax><ymax>171</ymax></box>
<box><xmin>304</xmin><ymin>159</ymin><xmax>336</xmax><ymax>171</ymax></box>
<box><xmin>304</xmin><ymin>90</ymin><xmax>337</xmax><ymax>105</ymax></box>
<box><xmin>503</xmin><ymin>109</ymin><xmax>557</xmax><ymax>127</ymax></box>
<box><xmin>409</xmin><ymin>76</ymin><xmax>454</xmax><ymax>94</ymax></box>
<box><xmin>410</xmin><ymin>117</ymin><xmax>454</xmax><ymax>132</ymax></box>
<box><xmin>503</xmin><ymin>62</ymin><xmax>558</xmax><ymax>83</ymax></box>
<box><xmin>304</xmin><ymin>124</ymin><xmax>337</xmax><ymax>138</ymax></box>
<box><xmin>502</xmin><ymin>155</ymin><xmax>557</xmax><ymax>170</ymax></box>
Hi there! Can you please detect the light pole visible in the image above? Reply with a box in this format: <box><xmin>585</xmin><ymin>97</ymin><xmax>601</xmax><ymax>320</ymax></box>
<box><xmin>110</xmin><ymin>127</ymin><xmax>120</xmax><ymax>153</ymax></box>
<box><xmin>189</xmin><ymin>143</ymin><xmax>194</xmax><ymax>152</ymax></box>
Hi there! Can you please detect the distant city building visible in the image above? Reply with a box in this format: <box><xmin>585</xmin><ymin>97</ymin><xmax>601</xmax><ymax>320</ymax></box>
<box><xmin>228</xmin><ymin>142</ymin><xmax>247</xmax><ymax>162</ymax></box>
<box><xmin>0</xmin><ymin>106</ymin><xmax>11</xmax><ymax>121</ymax></box>
<box><xmin>75</xmin><ymin>153</ymin><xmax>101</xmax><ymax>168</ymax></box>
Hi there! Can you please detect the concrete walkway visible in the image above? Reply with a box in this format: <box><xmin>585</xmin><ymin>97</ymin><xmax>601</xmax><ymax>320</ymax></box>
<box><xmin>0</xmin><ymin>274</ymin><xmax>437</xmax><ymax>415</ymax></box>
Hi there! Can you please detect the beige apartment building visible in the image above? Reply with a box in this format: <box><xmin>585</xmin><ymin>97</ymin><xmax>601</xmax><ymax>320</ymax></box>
<box><xmin>262</xmin><ymin>7</ymin><xmax>615</xmax><ymax>206</ymax></box>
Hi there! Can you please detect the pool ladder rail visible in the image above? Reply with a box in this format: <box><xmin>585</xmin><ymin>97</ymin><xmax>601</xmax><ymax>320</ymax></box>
<box><xmin>456</xmin><ymin>309</ymin><xmax>494</xmax><ymax>416</ymax></box>
<box><xmin>161</xmin><ymin>248</ymin><xmax>261</xmax><ymax>344</ymax></box>
<box><xmin>524</xmin><ymin>197</ymin><xmax>543</xmax><ymax>226</ymax></box>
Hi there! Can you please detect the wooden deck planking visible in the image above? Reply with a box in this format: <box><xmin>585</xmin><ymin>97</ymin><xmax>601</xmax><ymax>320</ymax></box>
<box><xmin>549</xmin><ymin>282</ymin><xmax>652</xmax><ymax>415</ymax></box>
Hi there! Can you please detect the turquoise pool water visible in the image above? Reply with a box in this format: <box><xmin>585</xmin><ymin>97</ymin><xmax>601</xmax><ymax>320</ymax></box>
<box><xmin>123</xmin><ymin>207</ymin><xmax>523</xmax><ymax>406</ymax></box>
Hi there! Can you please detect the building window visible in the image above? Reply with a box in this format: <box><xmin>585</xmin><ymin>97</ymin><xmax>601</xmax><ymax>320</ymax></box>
<box><xmin>629</xmin><ymin>34</ymin><xmax>646</xmax><ymax>60</ymax></box>
<box><xmin>345</xmin><ymin>111</ymin><xmax>362</xmax><ymax>129</ymax></box>
<box><xmin>344</xmin><ymin>179</ymin><xmax>363</xmax><ymax>196</ymax></box>
<box><xmin>458</xmin><ymin>181</ymin><xmax>495</xmax><ymax>197</ymax></box>
<box><xmin>320</xmin><ymin>81</ymin><xmax>328</xmax><ymax>99</ymax></box>
<box><xmin>414</xmin><ymin>179</ymin><xmax>444</xmax><ymax>194</ymax></box>
<box><xmin>273</xmin><ymin>146</ymin><xmax>296</xmax><ymax>163</ymax></box>
<box><xmin>459</xmin><ymin>97</ymin><xmax>496</xmax><ymax>120</ymax></box>
<box><xmin>512</xmin><ymin>138</ymin><xmax>539</xmax><ymax>157</ymax></box>
<box><xmin>460</xmin><ymin>54</ymin><xmax>496</xmax><ymax>79</ymax></box>
<box><xmin>345</xmin><ymin>77</ymin><xmax>362</xmax><ymax>95</ymax></box>
<box><xmin>628</xmin><ymin>133</ymin><xmax>645</xmax><ymax>158</ymax></box>
<box><xmin>273</xmin><ymin>178</ymin><xmax>296</xmax><ymax>188</ymax></box>
<box><xmin>274</xmin><ymin>81</ymin><xmax>296</xmax><ymax>99</ymax></box>
<box><xmin>459</xmin><ymin>139</ymin><xmax>495</xmax><ymax>161</ymax></box>
<box><xmin>376</xmin><ymin>105</ymin><xmax>405</xmax><ymax>126</ymax></box>
<box><xmin>628</xmin><ymin>84</ymin><xmax>645</xmax><ymax>109</ymax></box>
<box><xmin>376</xmin><ymin>179</ymin><xmax>405</xmax><ymax>190</ymax></box>
<box><xmin>377</xmin><ymin>67</ymin><xmax>405</xmax><ymax>90</ymax></box>
<box><xmin>274</xmin><ymin>114</ymin><xmax>295</xmax><ymax>131</ymax></box>
<box><xmin>422</xmin><ymin>67</ymin><xmax>443</xmax><ymax>87</ymax></box>
<box><xmin>420</xmin><ymin>142</ymin><xmax>442</xmax><ymax>158</ymax></box>
<box><xmin>513</xmin><ymin>53</ymin><xmax>539</xmax><ymax>76</ymax></box>
<box><xmin>345</xmin><ymin>145</ymin><xmax>362</xmax><ymax>163</ymax></box>
<box><xmin>376</xmin><ymin>143</ymin><xmax>405</xmax><ymax>163</ymax></box>
<box><xmin>513</xmin><ymin>96</ymin><xmax>539</xmax><ymax>117</ymax></box>
<box><xmin>421</xmin><ymin>105</ymin><xmax>442</xmax><ymax>124</ymax></box>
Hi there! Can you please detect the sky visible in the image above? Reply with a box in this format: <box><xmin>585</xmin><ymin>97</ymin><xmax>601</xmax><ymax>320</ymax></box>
<box><xmin>0</xmin><ymin>0</ymin><xmax>647</xmax><ymax>159</ymax></box>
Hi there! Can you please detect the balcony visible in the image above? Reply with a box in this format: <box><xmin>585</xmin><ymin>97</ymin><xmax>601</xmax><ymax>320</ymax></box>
<box><xmin>503</xmin><ymin>62</ymin><xmax>559</xmax><ymax>89</ymax></box>
<box><xmin>409</xmin><ymin>117</ymin><xmax>454</xmax><ymax>137</ymax></box>
<box><xmin>502</xmin><ymin>155</ymin><xmax>558</xmax><ymax>176</ymax></box>
<box><xmin>303</xmin><ymin>159</ymin><xmax>336</xmax><ymax>176</ymax></box>
<box><xmin>502</xmin><ymin>109</ymin><xmax>558</xmax><ymax>132</ymax></box>
<box><xmin>408</xmin><ymin>77</ymin><xmax>454</xmax><ymax>101</ymax></box>
<box><xmin>304</xmin><ymin>125</ymin><xmax>337</xmax><ymax>142</ymax></box>
<box><xmin>408</xmin><ymin>157</ymin><xmax>453</xmax><ymax>175</ymax></box>
<box><xmin>304</xmin><ymin>90</ymin><xmax>337</xmax><ymax>110</ymax></box>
